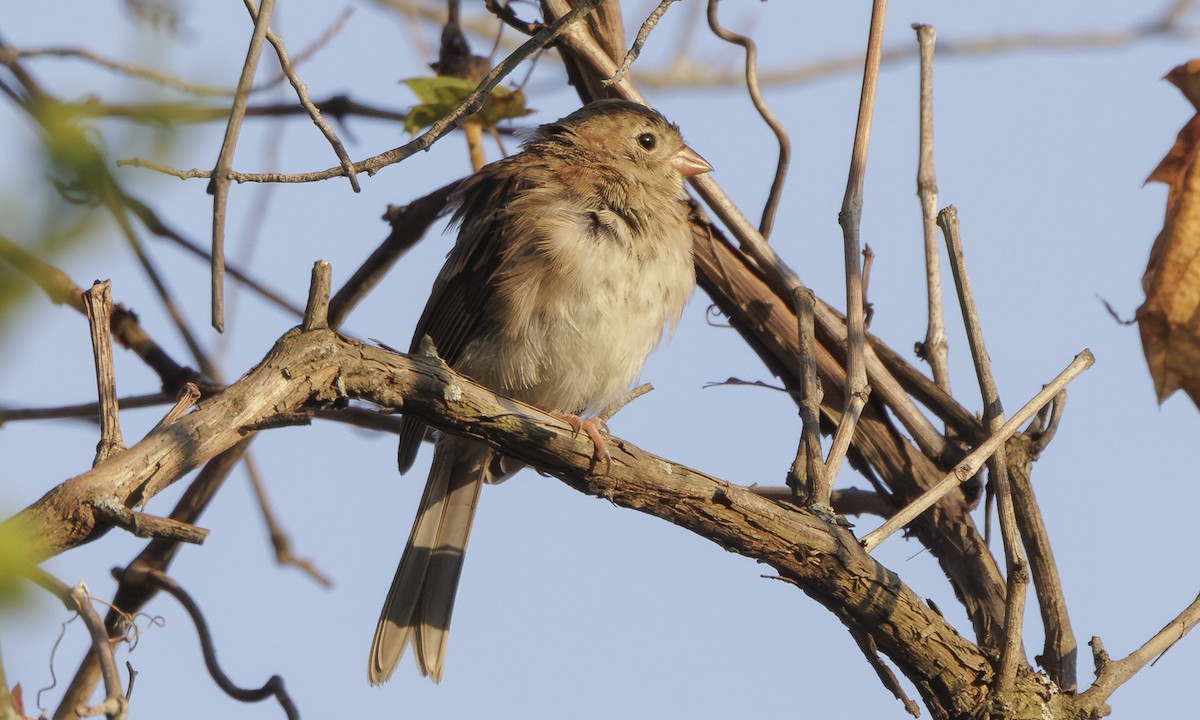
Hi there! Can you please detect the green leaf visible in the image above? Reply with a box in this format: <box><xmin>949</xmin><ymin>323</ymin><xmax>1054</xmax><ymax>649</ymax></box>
<box><xmin>0</xmin><ymin>526</ymin><xmax>38</xmax><ymax>608</ymax></box>
<box><xmin>401</xmin><ymin>76</ymin><xmax>533</xmax><ymax>135</ymax></box>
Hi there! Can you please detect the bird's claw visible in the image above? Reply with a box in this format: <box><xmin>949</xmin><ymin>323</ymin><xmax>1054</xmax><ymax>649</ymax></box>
<box><xmin>547</xmin><ymin>410</ymin><xmax>611</xmax><ymax>474</ymax></box>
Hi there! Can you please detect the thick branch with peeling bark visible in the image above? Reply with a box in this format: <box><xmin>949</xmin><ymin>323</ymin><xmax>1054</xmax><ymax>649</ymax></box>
<box><xmin>4</xmin><ymin>322</ymin><xmax>1009</xmax><ymax>715</ymax></box>
<box><xmin>687</xmin><ymin>209</ymin><xmax>1007</xmax><ymax>649</ymax></box>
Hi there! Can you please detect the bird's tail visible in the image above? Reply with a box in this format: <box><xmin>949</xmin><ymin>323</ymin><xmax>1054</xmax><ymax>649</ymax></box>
<box><xmin>368</xmin><ymin>436</ymin><xmax>490</xmax><ymax>684</ymax></box>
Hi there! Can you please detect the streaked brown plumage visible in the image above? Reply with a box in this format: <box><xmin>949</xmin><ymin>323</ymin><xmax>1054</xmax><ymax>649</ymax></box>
<box><xmin>368</xmin><ymin>99</ymin><xmax>711</xmax><ymax>684</ymax></box>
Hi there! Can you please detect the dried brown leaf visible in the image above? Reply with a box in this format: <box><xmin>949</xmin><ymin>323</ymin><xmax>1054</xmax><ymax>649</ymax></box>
<box><xmin>1146</xmin><ymin>115</ymin><xmax>1200</xmax><ymax>210</ymax></box>
<box><xmin>1165</xmin><ymin>59</ymin><xmax>1200</xmax><ymax>110</ymax></box>
<box><xmin>1140</xmin><ymin>141</ymin><xmax>1200</xmax><ymax>405</ymax></box>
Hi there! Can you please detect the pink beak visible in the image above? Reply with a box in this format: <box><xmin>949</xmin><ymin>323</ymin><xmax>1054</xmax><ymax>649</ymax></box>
<box><xmin>671</xmin><ymin>146</ymin><xmax>713</xmax><ymax>177</ymax></box>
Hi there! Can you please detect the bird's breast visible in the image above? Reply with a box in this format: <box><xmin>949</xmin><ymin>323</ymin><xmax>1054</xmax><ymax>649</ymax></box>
<box><xmin>457</xmin><ymin>199</ymin><xmax>694</xmax><ymax>415</ymax></box>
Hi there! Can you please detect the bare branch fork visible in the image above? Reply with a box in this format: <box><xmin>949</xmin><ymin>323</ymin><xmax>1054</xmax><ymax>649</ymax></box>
<box><xmin>941</xmin><ymin>204</ymin><xmax>1028</xmax><ymax>697</ymax></box>
<box><xmin>12</xmin><ymin>258</ymin><xmax>1164</xmax><ymax>717</ymax></box>
<box><xmin>242</xmin><ymin>0</ymin><xmax>359</xmax><ymax>192</ymax></box>
<box><xmin>859</xmin><ymin>349</ymin><xmax>1093</xmax><ymax>552</ymax></box>
<box><xmin>3</xmin><ymin>264</ymin><xmax>1004</xmax><ymax>713</ymax></box>
<box><xmin>605</xmin><ymin>0</ymin><xmax>677</xmax><ymax>87</ymax></box>
<box><xmin>23</xmin><ymin>568</ymin><xmax>128</xmax><ymax>720</ymax></box>
<box><xmin>1081</xmin><ymin>591</ymin><xmax>1200</xmax><ymax>711</ymax></box>
<box><xmin>942</xmin><ymin>205</ymin><xmax>1080</xmax><ymax>693</ymax></box>
<box><xmin>124</xmin><ymin>0</ymin><xmax>605</xmax><ymax>188</ymax></box>
<box><xmin>0</xmin><ymin>249</ymin><xmax>1169</xmax><ymax>719</ymax></box>
<box><xmin>52</xmin><ymin>440</ymin><xmax>255</xmax><ymax>720</ymax></box>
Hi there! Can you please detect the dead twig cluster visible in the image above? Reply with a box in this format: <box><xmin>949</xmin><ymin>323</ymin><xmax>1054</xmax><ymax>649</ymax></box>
<box><xmin>1</xmin><ymin>2</ymin><xmax>1194</xmax><ymax>719</ymax></box>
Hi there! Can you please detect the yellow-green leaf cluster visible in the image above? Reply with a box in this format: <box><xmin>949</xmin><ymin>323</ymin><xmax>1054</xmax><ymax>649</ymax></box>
<box><xmin>402</xmin><ymin>76</ymin><xmax>531</xmax><ymax>135</ymax></box>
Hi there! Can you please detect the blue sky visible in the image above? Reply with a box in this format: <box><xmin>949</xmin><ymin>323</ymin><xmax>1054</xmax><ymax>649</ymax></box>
<box><xmin>2</xmin><ymin>2</ymin><xmax>1198</xmax><ymax>718</ymax></box>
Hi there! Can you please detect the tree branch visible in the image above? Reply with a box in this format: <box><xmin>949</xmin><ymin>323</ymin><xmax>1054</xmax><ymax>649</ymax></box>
<box><xmin>0</xmin><ymin>309</ymin><xmax>1034</xmax><ymax>717</ymax></box>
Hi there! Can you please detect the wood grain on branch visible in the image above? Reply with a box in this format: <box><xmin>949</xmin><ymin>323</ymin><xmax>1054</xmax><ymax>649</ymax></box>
<box><xmin>3</xmin><ymin>319</ymin><xmax>1007</xmax><ymax>716</ymax></box>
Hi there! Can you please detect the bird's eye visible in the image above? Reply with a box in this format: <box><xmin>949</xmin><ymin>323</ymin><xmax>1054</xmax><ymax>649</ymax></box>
<box><xmin>637</xmin><ymin>132</ymin><xmax>657</xmax><ymax>150</ymax></box>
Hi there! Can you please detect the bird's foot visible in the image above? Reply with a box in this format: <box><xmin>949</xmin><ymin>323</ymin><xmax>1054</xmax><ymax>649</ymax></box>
<box><xmin>545</xmin><ymin>410</ymin><xmax>611</xmax><ymax>474</ymax></box>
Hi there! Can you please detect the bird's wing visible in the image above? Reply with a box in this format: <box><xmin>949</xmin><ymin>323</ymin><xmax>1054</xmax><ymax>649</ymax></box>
<box><xmin>397</xmin><ymin>163</ymin><xmax>525</xmax><ymax>473</ymax></box>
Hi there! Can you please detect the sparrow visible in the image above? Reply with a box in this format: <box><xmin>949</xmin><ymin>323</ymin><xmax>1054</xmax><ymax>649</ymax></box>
<box><xmin>368</xmin><ymin>99</ymin><xmax>712</xmax><ymax>684</ymax></box>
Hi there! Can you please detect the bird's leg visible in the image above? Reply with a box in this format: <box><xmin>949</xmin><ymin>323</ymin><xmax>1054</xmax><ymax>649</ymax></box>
<box><xmin>543</xmin><ymin>409</ymin><xmax>612</xmax><ymax>474</ymax></box>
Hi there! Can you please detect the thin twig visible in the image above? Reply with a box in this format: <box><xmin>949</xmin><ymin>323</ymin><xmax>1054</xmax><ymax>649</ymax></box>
<box><xmin>786</xmin><ymin>286</ymin><xmax>828</xmax><ymax>505</ymax></box>
<box><xmin>1077</xmin><ymin>592</ymin><xmax>1200</xmax><ymax>712</ymax></box>
<box><xmin>634</xmin><ymin>3</ymin><xmax>1200</xmax><ymax>89</ymax></box>
<box><xmin>121</xmin><ymin>193</ymin><xmax>305</xmax><ymax>318</ymax></box>
<box><xmin>243</xmin><ymin>453</ymin><xmax>333</xmax><ymax>587</ymax></box>
<box><xmin>913</xmin><ymin>24</ymin><xmax>951</xmax><ymax>392</ymax></box>
<box><xmin>211</xmin><ymin>0</ymin><xmax>277</xmax><ymax>332</ymax></box>
<box><xmin>1007</xmin><ymin>432</ymin><xmax>1077</xmax><ymax>690</ymax></box>
<box><xmin>80</xmin><ymin>95</ymin><xmax>408</xmax><ymax>124</ymax></box>
<box><xmin>126</xmin><ymin>568</ymin><xmax>299</xmax><ymax>719</ymax></box>
<box><xmin>946</xmin><ymin>202</ymin><xmax>1075</xmax><ymax>688</ymax></box>
<box><xmin>847</xmin><ymin>625</ymin><xmax>921</xmax><ymax>718</ymax></box>
<box><xmin>258</xmin><ymin>8</ymin><xmax>356</xmax><ymax>90</ymax></box>
<box><xmin>484</xmin><ymin>0</ymin><xmax>541</xmax><ymax>34</ymax></box>
<box><xmin>598</xmin><ymin>383</ymin><xmax>653</xmax><ymax>423</ymax></box>
<box><xmin>859</xmin><ymin>350</ymin><xmax>1094</xmax><ymax>552</ymax></box>
<box><xmin>148</xmin><ymin>383</ymin><xmax>202</xmax><ymax>434</ymax></box>
<box><xmin>705</xmin><ymin>0</ymin><xmax>790</xmax><ymax>239</ymax></box>
<box><xmin>15</xmin><ymin>19</ymin><xmax>356</xmax><ymax>100</ymax></box>
<box><xmin>1029</xmin><ymin>391</ymin><xmax>1066</xmax><ymax>456</ymax></box>
<box><xmin>136</xmin><ymin>0</ymin><xmax>602</xmax><ymax>188</ymax></box>
<box><xmin>103</xmin><ymin>191</ymin><xmax>220</xmax><ymax>382</ymax></box>
<box><xmin>29</xmin><ymin>570</ymin><xmax>128</xmax><ymax>720</ymax></box>
<box><xmin>371</xmin><ymin>0</ymin><xmax>599</xmax><ymax>163</ymax></box>
<box><xmin>216</xmin><ymin>151</ymin><xmax>281</xmax><ymax>360</ymax></box>
<box><xmin>604</xmin><ymin>0</ymin><xmax>679</xmax><ymax>87</ymax></box>
<box><xmin>11</xmin><ymin>46</ymin><xmax>231</xmax><ymax>96</ymax></box>
<box><xmin>68</xmin><ymin>584</ymin><xmax>127</xmax><ymax>720</ymax></box>
<box><xmin>244</xmin><ymin>0</ymin><xmax>360</xmax><ymax>191</ymax></box>
<box><xmin>861</xmin><ymin>244</ymin><xmax>875</xmax><ymax>327</ymax></box>
<box><xmin>54</xmin><ymin>441</ymin><xmax>254</xmax><ymax>719</ymax></box>
<box><xmin>0</xmin><ymin>394</ymin><xmax>172</xmax><ymax>425</ymax></box>
<box><xmin>91</xmin><ymin>499</ymin><xmax>209</xmax><ymax>545</ymax></box>
<box><xmin>996</xmin><ymin>557</ymin><xmax>1030</xmax><ymax>695</ymax></box>
<box><xmin>940</xmin><ymin>205</ymin><xmax>1031</xmax><ymax>694</ymax></box>
<box><xmin>826</xmin><ymin>0</ymin><xmax>887</xmax><ymax>482</ymax></box>
<box><xmin>82</xmin><ymin>281</ymin><xmax>126</xmax><ymax>466</ymax></box>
